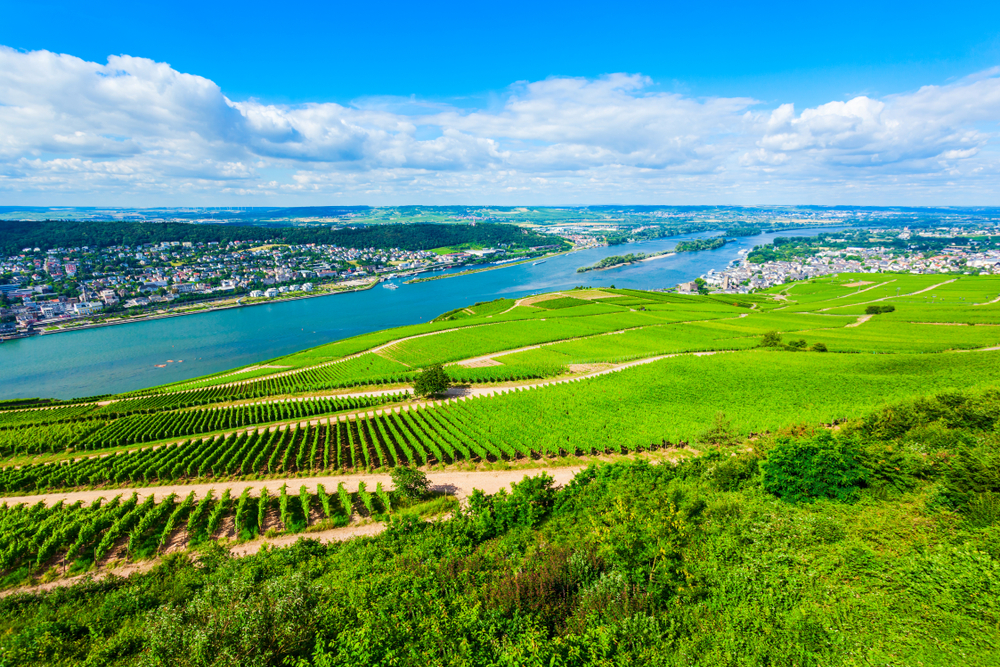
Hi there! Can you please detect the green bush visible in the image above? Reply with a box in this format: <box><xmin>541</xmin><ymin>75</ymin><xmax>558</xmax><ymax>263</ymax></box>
<box><xmin>413</xmin><ymin>364</ymin><xmax>450</xmax><ymax>397</ymax></box>
<box><xmin>760</xmin><ymin>433</ymin><xmax>865</xmax><ymax>503</ymax></box>
<box><xmin>390</xmin><ymin>466</ymin><xmax>431</xmax><ymax>500</ymax></box>
<box><xmin>759</xmin><ymin>330</ymin><xmax>782</xmax><ymax>347</ymax></box>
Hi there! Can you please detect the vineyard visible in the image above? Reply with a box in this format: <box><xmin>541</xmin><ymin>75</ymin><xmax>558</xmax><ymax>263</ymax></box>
<box><xmin>4</xmin><ymin>348</ymin><xmax>1000</xmax><ymax>494</ymax></box>
<box><xmin>81</xmin><ymin>392</ymin><xmax>409</xmax><ymax>449</ymax></box>
<box><xmin>0</xmin><ymin>421</ymin><xmax>109</xmax><ymax>457</ymax></box>
<box><xmin>0</xmin><ymin>482</ymin><xmax>389</xmax><ymax>582</ymax></box>
<box><xmin>0</xmin><ymin>404</ymin><xmax>102</xmax><ymax>430</ymax></box>
<box><xmin>0</xmin><ymin>403</ymin><xmax>484</xmax><ymax>492</ymax></box>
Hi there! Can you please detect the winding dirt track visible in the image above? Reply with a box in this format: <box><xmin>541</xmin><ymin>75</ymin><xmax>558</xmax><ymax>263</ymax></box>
<box><xmin>0</xmin><ymin>467</ymin><xmax>588</xmax><ymax>507</ymax></box>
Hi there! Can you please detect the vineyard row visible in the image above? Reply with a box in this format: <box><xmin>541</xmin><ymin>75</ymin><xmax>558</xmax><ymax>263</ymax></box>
<box><xmin>82</xmin><ymin>391</ymin><xmax>409</xmax><ymax>449</ymax></box>
<box><xmin>0</xmin><ymin>395</ymin><xmax>668</xmax><ymax>493</ymax></box>
<box><xmin>0</xmin><ymin>482</ymin><xmax>389</xmax><ymax>576</ymax></box>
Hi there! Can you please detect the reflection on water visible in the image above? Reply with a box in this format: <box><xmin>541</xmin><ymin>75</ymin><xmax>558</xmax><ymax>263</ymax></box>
<box><xmin>0</xmin><ymin>227</ymin><xmax>845</xmax><ymax>398</ymax></box>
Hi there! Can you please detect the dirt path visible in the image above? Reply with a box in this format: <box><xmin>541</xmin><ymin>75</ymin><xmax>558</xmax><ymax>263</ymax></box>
<box><xmin>452</xmin><ymin>312</ymin><xmax>749</xmax><ymax>369</ymax></box>
<box><xmin>0</xmin><ymin>467</ymin><xmax>588</xmax><ymax>507</ymax></box>
<box><xmin>974</xmin><ymin>294</ymin><xmax>1000</xmax><ymax>306</ymax></box>
<box><xmin>817</xmin><ymin>279</ymin><xmax>955</xmax><ymax>313</ymax></box>
<box><xmin>846</xmin><ymin>314</ymin><xmax>873</xmax><ymax>328</ymax></box>
<box><xmin>0</xmin><ymin>521</ymin><xmax>392</xmax><ymax>599</ymax></box>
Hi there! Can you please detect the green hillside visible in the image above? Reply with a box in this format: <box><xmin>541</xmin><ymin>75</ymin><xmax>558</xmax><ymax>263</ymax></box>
<box><xmin>1</xmin><ymin>272</ymin><xmax>999</xmax><ymax>665</ymax></box>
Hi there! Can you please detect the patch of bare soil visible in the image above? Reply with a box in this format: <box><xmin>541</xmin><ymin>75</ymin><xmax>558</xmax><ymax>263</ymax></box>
<box><xmin>843</xmin><ymin>281</ymin><xmax>874</xmax><ymax>287</ymax></box>
<box><xmin>569</xmin><ymin>289</ymin><xmax>618</xmax><ymax>300</ymax></box>
<box><xmin>1</xmin><ymin>560</ymin><xmax>161</xmax><ymax>599</ymax></box>
<box><xmin>568</xmin><ymin>363</ymin><xmax>614</xmax><ymax>374</ymax></box>
<box><xmin>456</xmin><ymin>358</ymin><xmax>504</xmax><ymax>368</ymax></box>
<box><xmin>161</xmin><ymin>526</ymin><xmax>190</xmax><ymax>555</ymax></box>
<box><xmin>231</xmin><ymin>522</ymin><xmax>386</xmax><ymax>557</ymax></box>
<box><xmin>214</xmin><ymin>515</ymin><xmax>237</xmax><ymax>541</ymax></box>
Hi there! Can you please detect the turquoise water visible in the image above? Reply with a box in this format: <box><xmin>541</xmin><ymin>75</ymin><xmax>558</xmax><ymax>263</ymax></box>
<box><xmin>0</xmin><ymin>228</ymin><xmax>842</xmax><ymax>399</ymax></box>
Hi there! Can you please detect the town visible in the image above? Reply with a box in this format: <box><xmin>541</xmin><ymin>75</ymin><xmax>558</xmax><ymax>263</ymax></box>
<box><xmin>683</xmin><ymin>225</ymin><xmax>1000</xmax><ymax>294</ymax></box>
<box><xmin>0</xmin><ymin>239</ymin><xmax>533</xmax><ymax>338</ymax></box>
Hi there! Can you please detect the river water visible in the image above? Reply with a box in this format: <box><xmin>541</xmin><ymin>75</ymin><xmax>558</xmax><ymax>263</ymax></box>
<box><xmin>0</xmin><ymin>227</ymin><xmax>842</xmax><ymax>399</ymax></box>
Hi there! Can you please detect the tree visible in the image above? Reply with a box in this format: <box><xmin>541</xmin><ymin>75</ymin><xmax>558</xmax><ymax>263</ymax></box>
<box><xmin>699</xmin><ymin>412</ymin><xmax>739</xmax><ymax>447</ymax></box>
<box><xmin>694</xmin><ymin>277</ymin><xmax>709</xmax><ymax>294</ymax></box>
<box><xmin>759</xmin><ymin>331</ymin><xmax>782</xmax><ymax>347</ymax></box>
<box><xmin>810</xmin><ymin>342</ymin><xmax>828</xmax><ymax>352</ymax></box>
<box><xmin>390</xmin><ymin>466</ymin><xmax>430</xmax><ymax>500</ymax></box>
<box><xmin>413</xmin><ymin>364</ymin><xmax>450</xmax><ymax>397</ymax></box>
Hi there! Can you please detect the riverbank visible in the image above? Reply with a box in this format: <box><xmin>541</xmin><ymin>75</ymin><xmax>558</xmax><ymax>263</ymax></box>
<box><xmin>34</xmin><ymin>280</ymin><xmax>380</xmax><ymax>337</ymax></box>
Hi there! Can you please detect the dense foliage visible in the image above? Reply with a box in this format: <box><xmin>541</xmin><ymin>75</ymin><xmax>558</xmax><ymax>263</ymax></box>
<box><xmin>576</xmin><ymin>253</ymin><xmax>647</xmax><ymax>272</ymax></box>
<box><xmin>674</xmin><ymin>237</ymin><xmax>729</xmax><ymax>252</ymax></box>
<box><xmin>413</xmin><ymin>364</ymin><xmax>450</xmax><ymax>397</ymax></box>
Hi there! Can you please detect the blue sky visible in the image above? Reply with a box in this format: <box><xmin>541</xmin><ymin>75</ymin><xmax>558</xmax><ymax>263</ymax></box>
<box><xmin>1</xmin><ymin>0</ymin><xmax>1000</xmax><ymax>205</ymax></box>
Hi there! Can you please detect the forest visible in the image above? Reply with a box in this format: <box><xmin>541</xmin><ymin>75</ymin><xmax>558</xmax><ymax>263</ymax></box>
<box><xmin>0</xmin><ymin>220</ymin><xmax>568</xmax><ymax>254</ymax></box>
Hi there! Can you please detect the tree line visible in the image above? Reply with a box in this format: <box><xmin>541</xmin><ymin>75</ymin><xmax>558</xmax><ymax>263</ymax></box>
<box><xmin>0</xmin><ymin>220</ymin><xmax>569</xmax><ymax>254</ymax></box>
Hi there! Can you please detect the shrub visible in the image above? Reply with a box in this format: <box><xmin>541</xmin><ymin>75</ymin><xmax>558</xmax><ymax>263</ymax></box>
<box><xmin>760</xmin><ymin>433</ymin><xmax>865</xmax><ymax>503</ymax></box>
<box><xmin>810</xmin><ymin>342</ymin><xmax>828</xmax><ymax>352</ymax></box>
<box><xmin>391</xmin><ymin>466</ymin><xmax>431</xmax><ymax>500</ymax></box>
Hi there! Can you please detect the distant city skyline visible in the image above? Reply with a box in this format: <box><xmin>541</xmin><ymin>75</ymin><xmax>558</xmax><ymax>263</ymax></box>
<box><xmin>2</xmin><ymin>0</ymin><xmax>1000</xmax><ymax>205</ymax></box>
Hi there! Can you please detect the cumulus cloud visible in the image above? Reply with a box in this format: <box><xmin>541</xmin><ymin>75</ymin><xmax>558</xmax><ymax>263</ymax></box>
<box><xmin>1</xmin><ymin>45</ymin><xmax>999</xmax><ymax>203</ymax></box>
<box><xmin>749</xmin><ymin>72</ymin><xmax>1000</xmax><ymax>174</ymax></box>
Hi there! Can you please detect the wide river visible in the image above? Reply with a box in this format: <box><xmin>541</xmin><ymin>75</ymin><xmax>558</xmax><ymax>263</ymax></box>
<box><xmin>1</xmin><ymin>227</ymin><xmax>843</xmax><ymax>399</ymax></box>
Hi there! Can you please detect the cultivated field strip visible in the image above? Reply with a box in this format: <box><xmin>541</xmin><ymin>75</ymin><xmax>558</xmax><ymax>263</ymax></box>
<box><xmin>0</xmin><ymin>480</ymin><xmax>392</xmax><ymax>578</ymax></box>
<box><xmin>6</xmin><ymin>346</ymin><xmax>1000</xmax><ymax>495</ymax></box>
<box><xmin>81</xmin><ymin>392</ymin><xmax>410</xmax><ymax>449</ymax></box>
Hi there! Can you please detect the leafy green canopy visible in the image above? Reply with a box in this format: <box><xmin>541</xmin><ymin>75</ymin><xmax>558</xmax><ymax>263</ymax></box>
<box><xmin>761</xmin><ymin>432</ymin><xmax>866</xmax><ymax>503</ymax></box>
<box><xmin>412</xmin><ymin>364</ymin><xmax>450</xmax><ymax>397</ymax></box>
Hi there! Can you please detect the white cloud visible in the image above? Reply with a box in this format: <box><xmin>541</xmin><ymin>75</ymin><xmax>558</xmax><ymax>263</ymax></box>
<box><xmin>1</xmin><ymin>45</ymin><xmax>999</xmax><ymax>203</ymax></box>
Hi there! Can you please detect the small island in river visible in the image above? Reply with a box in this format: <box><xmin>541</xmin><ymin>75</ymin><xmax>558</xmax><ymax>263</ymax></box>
<box><xmin>576</xmin><ymin>237</ymin><xmax>731</xmax><ymax>273</ymax></box>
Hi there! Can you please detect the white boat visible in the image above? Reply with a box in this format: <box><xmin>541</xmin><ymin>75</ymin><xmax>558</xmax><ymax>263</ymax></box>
<box><xmin>383</xmin><ymin>282</ymin><xmax>398</xmax><ymax>290</ymax></box>
<box><xmin>532</xmin><ymin>260</ymin><xmax>546</xmax><ymax>265</ymax></box>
